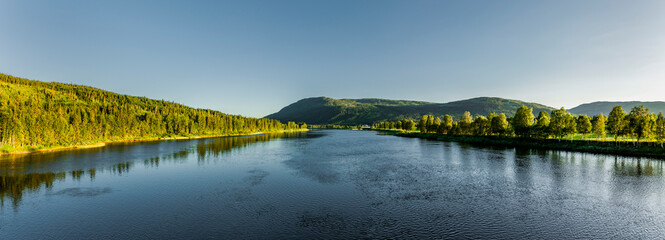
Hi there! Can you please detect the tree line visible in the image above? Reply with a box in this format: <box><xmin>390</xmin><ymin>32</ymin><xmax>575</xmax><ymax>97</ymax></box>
<box><xmin>374</xmin><ymin>105</ymin><xmax>665</xmax><ymax>147</ymax></box>
<box><xmin>0</xmin><ymin>74</ymin><xmax>306</xmax><ymax>151</ymax></box>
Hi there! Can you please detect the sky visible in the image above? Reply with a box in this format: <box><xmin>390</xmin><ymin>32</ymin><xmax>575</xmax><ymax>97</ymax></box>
<box><xmin>1</xmin><ymin>0</ymin><xmax>664</xmax><ymax>118</ymax></box>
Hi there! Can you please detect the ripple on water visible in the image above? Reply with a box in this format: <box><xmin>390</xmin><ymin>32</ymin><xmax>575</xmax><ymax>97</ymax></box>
<box><xmin>46</xmin><ymin>187</ymin><xmax>112</xmax><ymax>197</ymax></box>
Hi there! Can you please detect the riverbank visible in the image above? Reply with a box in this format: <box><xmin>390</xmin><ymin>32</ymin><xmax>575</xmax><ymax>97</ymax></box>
<box><xmin>0</xmin><ymin>129</ymin><xmax>309</xmax><ymax>156</ymax></box>
<box><xmin>380</xmin><ymin>130</ymin><xmax>665</xmax><ymax>159</ymax></box>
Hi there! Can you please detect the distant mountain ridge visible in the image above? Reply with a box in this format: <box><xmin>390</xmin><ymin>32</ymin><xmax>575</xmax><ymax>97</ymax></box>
<box><xmin>266</xmin><ymin>96</ymin><xmax>556</xmax><ymax>125</ymax></box>
<box><xmin>568</xmin><ymin>101</ymin><xmax>665</xmax><ymax>116</ymax></box>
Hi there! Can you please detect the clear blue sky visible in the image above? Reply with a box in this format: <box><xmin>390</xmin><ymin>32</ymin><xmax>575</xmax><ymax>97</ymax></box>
<box><xmin>1</xmin><ymin>0</ymin><xmax>664</xmax><ymax>117</ymax></box>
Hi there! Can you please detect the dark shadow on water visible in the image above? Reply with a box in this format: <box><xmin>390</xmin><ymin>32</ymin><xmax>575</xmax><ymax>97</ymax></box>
<box><xmin>299</xmin><ymin>210</ymin><xmax>348</xmax><ymax>233</ymax></box>
<box><xmin>46</xmin><ymin>187</ymin><xmax>112</xmax><ymax>197</ymax></box>
<box><xmin>283</xmin><ymin>154</ymin><xmax>341</xmax><ymax>184</ymax></box>
<box><xmin>244</xmin><ymin>169</ymin><xmax>270</xmax><ymax>186</ymax></box>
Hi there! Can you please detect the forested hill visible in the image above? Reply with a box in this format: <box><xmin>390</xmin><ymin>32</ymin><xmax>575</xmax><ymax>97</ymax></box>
<box><xmin>266</xmin><ymin>96</ymin><xmax>555</xmax><ymax>125</ymax></box>
<box><xmin>569</xmin><ymin>101</ymin><xmax>665</xmax><ymax>116</ymax></box>
<box><xmin>0</xmin><ymin>73</ymin><xmax>304</xmax><ymax>152</ymax></box>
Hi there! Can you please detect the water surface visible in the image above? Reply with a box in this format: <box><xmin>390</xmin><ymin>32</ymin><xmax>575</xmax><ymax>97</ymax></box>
<box><xmin>1</xmin><ymin>130</ymin><xmax>664</xmax><ymax>239</ymax></box>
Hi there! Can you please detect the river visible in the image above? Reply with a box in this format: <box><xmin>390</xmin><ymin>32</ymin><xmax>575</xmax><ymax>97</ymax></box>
<box><xmin>1</xmin><ymin>130</ymin><xmax>664</xmax><ymax>239</ymax></box>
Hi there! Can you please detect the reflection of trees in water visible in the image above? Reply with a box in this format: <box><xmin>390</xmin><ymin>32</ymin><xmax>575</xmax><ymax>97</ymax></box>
<box><xmin>0</xmin><ymin>172</ymin><xmax>66</xmax><ymax>208</ymax></box>
<box><xmin>0</xmin><ymin>132</ymin><xmax>309</xmax><ymax>210</ymax></box>
<box><xmin>112</xmin><ymin>162</ymin><xmax>132</xmax><ymax>175</ymax></box>
<box><xmin>145</xmin><ymin>156</ymin><xmax>161</xmax><ymax>168</ymax></box>
<box><xmin>144</xmin><ymin>149</ymin><xmax>191</xmax><ymax>168</ymax></box>
<box><xmin>144</xmin><ymin>134</ymin><xmax>297</xmax><ymax>165</ymax></box>
<box><xmin>0</xmin><ymin>162</ymin><xmax>130</xmax><ymax>209</ymax></box>
<box><xmin>196</xmin><ymin>132</ymin><xmax>308</xmax><ymax>161</ymax></box>
<box><xmin>613</xmin><ymin>157</ymin><xmax>664</xmax><ymax>177</ymax></box>
<box><xmin>547</xmin><ymin>150</ymin><xmax>663</xmax><ymax>177</ymax></box>
<box><xmin>0</xmin><ymin>146</ymin><xmax>105</xmax><ymax>164</ymax></box>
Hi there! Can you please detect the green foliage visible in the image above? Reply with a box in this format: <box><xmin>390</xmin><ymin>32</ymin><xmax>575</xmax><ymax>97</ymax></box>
<box><xmin>576</xmin><ymin>115</ymin><xmax>592</xmax><ymax>139</ymax></box>
<box><xmin>534</xmin><ymin>111</ymin><xmax>550</xmax><ymax>138</ymax></box>
<box><xmin>570</xmin><ymin>101</ymin><xmax>665</xmax><ymax>117</ymax></box>
<box><xmin>431</xmin><ymin>117</ymin><xmax>441</xmax><ymax>133</ymax></box>
<box><xmin>394</xmin><ymin>133</ymin><xmax>665</xmax><ymax>159</ymax></box>
<box><xmin>607</xmin><ymin>106</ymin><xmax>627</xmax><ymax>142</ymax></box>
<box><xmin>656</xmin><ymin>113</ymin><xmax>665</xmax><ymax>147</ymax></box>
<box><xmin>418</xmin><ymin>115</ymin><xmax>428</xmax><ymax>133</ymax></box>
<box><xmin>490</xmin><ymin>113</ymin><xmax>508</xmax><ymax>135</ymax></box>
<box><xmin>440</xmin><ymin>115</ymin><xmax>453</xmax><ymax>134</ymax></box>
<box><xmin>402</xmin><ymin>119</ymin><xmax>415</xmax><ymax>131</ymax></box>
<box><xmin>374</xmin><ymin>103</ymin><xmax>665</xmax><ymax>149</ymax></box>
<box><xmin>512</xmin><ymin>105</ymin><xmax>534</xmax><ymax>137</ymax></box>
<box><xmin>426</xmin><ymin>115</ymin><xmax>435</xmax><ymax>133</ymax></box>
<box><xmin>548</xmin><ymin>108</ymin><xmax>577</xmax><ymax>140</ymax></box>
<box><xmin>472</xmin><ymin>116</ymin><xmax>490</xmax><ymax>136</ymax></box>
<box><xmin>627</xmin><ymin>105</ymin><xmax>651</xmax><ymax>143</ymax></box>
<box><xmin>563</xmin><ymin>112</ymin><xmax>577</xmax><ymax>140</ymax></box>
<box><xmin>592</xmin><ymin>113</ymin><xmax>606</xmax><ymax>138</ymax></box>
<box><xmin>0</xmin><ymin>74</ymin><xmax>302</xmax><ymax>150</ymax></box>
<box><xmin>458</xmin><ymin>111</ymin><xmax>473</xmax><ymax>135</ymax></box>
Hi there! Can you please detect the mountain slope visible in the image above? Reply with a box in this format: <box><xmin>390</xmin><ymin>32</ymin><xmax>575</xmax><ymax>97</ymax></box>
<box><xmin>0</xmin><ymin>73</ymin><xmax>301</xmax><ymax>152</ymax></box>
<box><xmin>569</xmin><ymin>101</ymin><xmax>665</xmax><ymax>116</ymax></box>
<box><xmin>267</xmin><ymin>97</ymin><xmax>556</xmax><ymax>125</ymax></box>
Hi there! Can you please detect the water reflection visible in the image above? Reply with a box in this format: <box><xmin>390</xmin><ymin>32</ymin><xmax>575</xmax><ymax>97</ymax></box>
<box><xmin>196</xmin><ymin>132</ymin><xmax>309</xmax><ymax>162</ymax></box>
<box><xmin>614</xmin><ymin>157</ymin><xmax>664</xmax><ymax>177</ymax></box>
<box><xmin>2</xmin><ymin>130</ymin><xmax>665</xmax><ymax>239</ymax></box>
<box><xmin>0</xmin><ymin>132</ymin><xmax>309</xmax><ymax>209</ymax></box>
<box><xmin>1</xmin><ymin>167</ymin><xmax>118</xmax><ymax>208</ymax></box>
<box><xmin>1</xmin><ymin>172</ymin><xmax>66</xmax><ymax>208</ymax></box>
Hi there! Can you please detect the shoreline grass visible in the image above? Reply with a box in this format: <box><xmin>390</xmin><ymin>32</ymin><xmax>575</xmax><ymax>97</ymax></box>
<box><xmin>377</xmin><ymin>130</ymin><xmax>665</xmax><ymax>159</ymax></box>
<box><xmin>0</xmin><ymin>129</ymin><xmax>309</xmax><ymax>157</ymax></box>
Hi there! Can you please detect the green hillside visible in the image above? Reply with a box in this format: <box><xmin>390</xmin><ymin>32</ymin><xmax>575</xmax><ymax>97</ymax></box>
<box><xmin>0</xmin><ymin>73</ymin><xmax>304</xmax><ymax>152</ymax></box>
<box><xmin>266</xmin><ymin>96</ymin><xmax>556</xmax><ymax>125</ymax></box>
<box><xmin>569</xmin><ymin>101</ymin><xmax>665</xmax><ymax>116</ymax></box>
